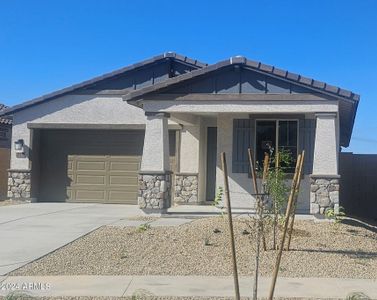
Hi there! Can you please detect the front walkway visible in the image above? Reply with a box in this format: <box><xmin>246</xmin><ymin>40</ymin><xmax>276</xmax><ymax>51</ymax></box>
<box><xmin>0</xmin><ymin>275</ymin><xmax>376</xmax><ymax>299</ymax></box>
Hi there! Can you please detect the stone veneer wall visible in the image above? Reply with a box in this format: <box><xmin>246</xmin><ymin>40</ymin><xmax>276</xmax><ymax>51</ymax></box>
<box><xmin>138</xmin><ymin>173</ymin><xmax>171</xmax><ymax>210</ymax></box>
<box><xmin>8</xmin><ymin>169</ymin><xmax>31</xmax><ymax>200</ymax></box>
<box><xmin>310</xmin><ymin>176</ymin><xmax>339</xmax><ymax>214</ymax></box>
<box><xmin>174</xmin><ymin>173</ymin><xmax>199</xmax><ymax>204</ymax></box>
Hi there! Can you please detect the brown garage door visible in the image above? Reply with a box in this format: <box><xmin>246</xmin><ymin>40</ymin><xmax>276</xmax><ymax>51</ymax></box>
<box><xmin>38</xmin><ymin>129</ymin><xmax>176</xmax><ymax>204</ymax></box>
<box><xmin>66</xmin><ymin>155</ymin><xmax>141</xmax><ymax>204</ymax></box>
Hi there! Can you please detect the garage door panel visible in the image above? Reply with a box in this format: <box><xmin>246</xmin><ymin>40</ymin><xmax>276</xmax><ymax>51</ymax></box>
<box><xmin>76</xmin><ymin>161</ymin><xmax>107</xmax><ymax>171</ymax></box>
<box><xmin>75</xmin><ymin>190</ymin><xmax>106</xmax><ymax>201</ymax></box>
<box><xmin>109</xmin><ymin>175</ymin><xmax>138</xmax><ymax>186</ymax></box>
<box><xmin>109</xmin><ymin>191</ymin><xmax>138</xmax><ymax>204</ymax></box>
<box><xmin>40</xmin><ymin>129</ymin><xmax>176</xmax><ymax>204</ymax></box>
<box><xmin>75</xmin><ymin>175</ymin><xmax>106</xmax><ymax>185</ymax></box>
<box><xmin>109</xmin><ymin>161</ymin><xmax>139</xmax><ymax>172</ymax></box>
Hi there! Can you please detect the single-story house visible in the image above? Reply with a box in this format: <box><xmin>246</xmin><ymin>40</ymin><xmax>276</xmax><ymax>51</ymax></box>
<box><xmin>0</xmin><ymin>52</ymin><xmax>359</xmax><ymax>214</ymax></box>
<box><xmin>0</xmin><ymin>104</ymin><xmax>12</xmax><ymax>199</ymax></box>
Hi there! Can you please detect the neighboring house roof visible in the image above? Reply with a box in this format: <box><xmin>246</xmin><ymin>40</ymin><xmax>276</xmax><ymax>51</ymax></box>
<box><xmin>0</xmin><ymin>104</ymin><xmax>12</xmax><ymax>125</ymax></box>
<box><xmin>123</xmin><ymin>56</ymin><xmax>359</xmax><ymax>147</ymax></box>
<box><xmin>0</xmin><ymin>52</ymin><xmax>207</xmax><ymax>116</ymax></box>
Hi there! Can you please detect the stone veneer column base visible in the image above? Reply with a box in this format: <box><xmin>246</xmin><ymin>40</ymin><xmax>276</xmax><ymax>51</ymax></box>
<box><xmin>7</xmin><ymin>169</ymin><xmax>32</xmax><ymax>201</ymax></box>
<box><xmin>174</xmin><ymin>173</ymin><xmax>199</xmax><ymax>204</ymax></box>
<box><xmin>310</xmin><ymin>175</ymin><xmax>340</xmax><ymax>214</ymax></box>
<box><xmin>138</xmin><ymin>172</ymin><xmax>171</xmax><ymax>211</ymax></box>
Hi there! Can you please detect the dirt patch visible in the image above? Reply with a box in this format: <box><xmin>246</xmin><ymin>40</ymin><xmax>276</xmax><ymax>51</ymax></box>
<box><xmin>11</xmin><ymin>217</ymin><xmax>377</xmax><ymax>278</ymax></box>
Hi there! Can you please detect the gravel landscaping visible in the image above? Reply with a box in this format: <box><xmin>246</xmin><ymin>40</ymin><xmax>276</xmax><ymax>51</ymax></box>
<box><xmin>0</xmin><ymin>199</ymin><xmax>25</xmax><ymax>207</ymax></box>
<box><xmin>0</xmin><ymin>296</ymin><xmax>342</xmax><ymax>300</ymax></box>
<box><xmin>10</xmin><ymin>217</ymin><xmax>377</xmax><ymax>278</ymax></box>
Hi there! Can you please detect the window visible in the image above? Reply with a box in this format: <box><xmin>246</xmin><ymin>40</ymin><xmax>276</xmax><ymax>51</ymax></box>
<box><xmin>256</xmin><ymin>120</ymin><xmax>298</xmax><ymax>173</ymax></box>
<box><xmin>232</xmin><ymin>119</ymin><xmax>299</xmax><ymax>174</ymax></box>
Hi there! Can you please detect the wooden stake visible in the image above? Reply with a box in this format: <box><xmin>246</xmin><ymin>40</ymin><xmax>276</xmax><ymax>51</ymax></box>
<box><xmin>267</xmin><ymin>152</ymin><xmax>304</xmax><ymax>300</ymax></box>
<box><xmin>260</xmin><ymin>153</ymin><xmax>269</xmax><ymax>251</ymax></box>
<box><xmin>220</xmin><ymin>152</ymin><xmax>240</xmax><ymax>300</ymax></box>
<box><xmin>272</xmin><ymin>152</ymin><xmax>280</xmax><ymax>250</ymax></box>
<box><xmin>262</xmin><ymin>152</ymin><xmax>270</xmax><ymax>182</ymax></box>
<box><xmin>286</xmin><ymin>151</ymin><xmax>305</xmax><ymax>251</ymax></box>
<box><xmin>247</xmin><ymin>149</ymin><xmax>261</xmax><ymax>300</ymax></box>
<box><xmin>248</xmin><ymin>149</ymin><xmax>259</xmax><ymax>208</ymax></box>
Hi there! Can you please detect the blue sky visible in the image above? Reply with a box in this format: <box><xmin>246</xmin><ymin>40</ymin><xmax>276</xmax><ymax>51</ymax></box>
<box><xmin>0</xmin><ymin>0</ymin><xmax>376</xmax><ymax>153</ymax></box>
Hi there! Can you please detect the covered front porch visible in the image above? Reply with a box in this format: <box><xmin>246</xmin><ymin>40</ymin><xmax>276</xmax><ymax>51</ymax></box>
<box><xmin>125</xmin><ymin>56</ymin><xmax>356</xmax><ymax>214</ymax></box>
<box><xmin>137</xmin><ymin>108</ymin><xmax>340</xmax><ymax>214</ymax></box>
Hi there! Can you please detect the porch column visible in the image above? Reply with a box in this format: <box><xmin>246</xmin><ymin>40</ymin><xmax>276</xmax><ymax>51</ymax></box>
<box><xmin>174</xmin><ymin>125</ymin><xmax>200</xmax><ymax>204</ymax></box>
<box><xmin>310</xmin><ymin>113</ymin><xmax>340</xmax><ymax>214</ymax></box>
<box><xmin>138</xmin><ymin>113</ymin><xmax>171</xmax><ymax>211</ymax></box>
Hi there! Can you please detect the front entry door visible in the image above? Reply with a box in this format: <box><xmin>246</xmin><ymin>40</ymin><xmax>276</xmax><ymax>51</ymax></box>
<box><xmin>206</xmin><ymin>127</ymin><xmax>217</xmax><ymax>201</ymax></box>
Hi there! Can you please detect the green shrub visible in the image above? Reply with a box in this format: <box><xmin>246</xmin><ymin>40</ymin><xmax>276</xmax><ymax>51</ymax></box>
<box><xmin>137</xmin><ymin>223</ymin><xmax>151</xmax><ymax>232</ymax></box>
<box><xmin>325</xmin><ymin>206</ymin><xmax>346</xmax><ymax>223</ymax></box>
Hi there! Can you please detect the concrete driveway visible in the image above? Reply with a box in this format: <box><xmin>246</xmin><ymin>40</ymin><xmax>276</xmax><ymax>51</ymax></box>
<box><xmin>0</xmin><ymin>203</ymin><xmax>144</xmax><ymax>275</ymax></box>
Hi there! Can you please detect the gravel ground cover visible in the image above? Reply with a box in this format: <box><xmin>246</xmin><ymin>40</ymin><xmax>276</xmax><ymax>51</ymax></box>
<box><xmin>126</xmin><ymin>216</ymin><xmax>159</xmax><ymax>222</ymax></box>
<box><xmin>11</xmin><ymin>217</ymin><xmax>377</xmax><ymax>278</ymax></box>
<box><xmin>0</xmin><ymin>293</ymin><xmax>345</xmax><ymax>300</ymax></box>
<box><xmin>0</xmin><ymin>199</ymin><xmax>25</xmax><ymax>206</ymax></box>
<box><xmin>0</xmin><ymin>297</ymin><xmax>341</xmax><ymax>300</ymax></box>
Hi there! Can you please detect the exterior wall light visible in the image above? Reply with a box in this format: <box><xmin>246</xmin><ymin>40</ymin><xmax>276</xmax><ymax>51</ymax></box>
<box><xmin>14</xmin><ymin>139</ymin><xmax>24</xmax><ymax>153</ymax></box>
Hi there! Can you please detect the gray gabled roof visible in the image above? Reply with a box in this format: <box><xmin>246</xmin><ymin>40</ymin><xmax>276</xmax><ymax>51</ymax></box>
<box><xmin>123</xmin><ymin>56</ymin><xmax>359</xmax><ymax>147</ymax></box>
<box><xmin>0</xmin><ymin>52</ymin><xmax>207</xmax><ymax>116</ymax></box>
<box><xmin>123</xmin><ymin>56</ymin><xmax>360</xmax><ymax>102</ymax></box>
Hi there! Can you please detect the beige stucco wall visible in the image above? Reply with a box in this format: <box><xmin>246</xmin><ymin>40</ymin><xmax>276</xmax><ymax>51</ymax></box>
<box><xmin>11</xmin><ymin>94</ymin><xmax>148</xmax><ymax>169</ymax></box>
<box><xmin>143</xmin><ymin>100</ymin><xmax>339</xmax><ymax>114</ymax></box>
<box><xmin>140</xmin><ymin>114</ymin><xmax>170</xmax><ymax>172</ymax></box>
<box><xmin>10</xmin><ymin>94</ymin><xmax>182</xmax><ymax>170</ymax></box>
<box><xmin>312</xmin><ymin>113</ymin><xmax>339</xmax><ymax>175</ymax></box>
<box><xmin>179</xmin><ymin>124</ymin><xmax>201</xmax><ymax>174</ymax></box>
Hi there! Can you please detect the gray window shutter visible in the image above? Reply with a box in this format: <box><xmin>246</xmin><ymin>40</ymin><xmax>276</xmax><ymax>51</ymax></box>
<box><xmin>301</xmin><ymin>118</ymin><xmax>316</xmax><ymax>175</ymax></box>
<box><xmin>232</xmin><ymin>119</ymin><xmax>253</xmax><ymax>173</ymax></box>
<box><xmin>299</xmin><ymin>118</ymin><xmax>306</xmax><ymax>174</ymax></box>
<box><xmin>299</xmin><ymin>118</ymin><xmax>305</xmax><ymax>153</ymax></box>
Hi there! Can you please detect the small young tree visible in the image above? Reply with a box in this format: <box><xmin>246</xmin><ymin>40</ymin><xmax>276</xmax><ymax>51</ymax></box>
<box><xmin>264</xmin><ymin>147</ymin><xmax>293</xmax><ymax>250</ymax></box>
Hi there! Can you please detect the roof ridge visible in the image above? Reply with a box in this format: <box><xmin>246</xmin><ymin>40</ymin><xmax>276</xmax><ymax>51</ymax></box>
<box><xmin>163</xmin><ymin>52</ymin><xmax>208</xmax><ymax>67</ymax></box>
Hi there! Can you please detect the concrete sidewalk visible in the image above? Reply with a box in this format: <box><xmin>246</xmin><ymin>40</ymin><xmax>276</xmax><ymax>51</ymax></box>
<box><xmin>0</xmin><ymin>275</ymin><xmax>376</xmax><ymax>299</ymax></box>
